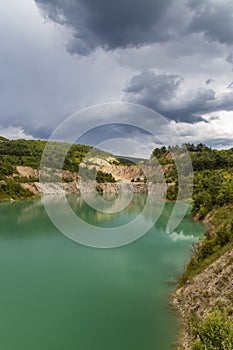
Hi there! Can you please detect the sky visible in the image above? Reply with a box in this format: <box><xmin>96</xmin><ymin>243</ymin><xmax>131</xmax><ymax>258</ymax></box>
<box><xmin>0</xmin><ymin>0</ymin><xmax>233</xmax><ymax>156</ymax></box>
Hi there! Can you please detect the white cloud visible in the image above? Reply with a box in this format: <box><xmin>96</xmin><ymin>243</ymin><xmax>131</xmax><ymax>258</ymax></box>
<box><xmin>174</xmin><ymin>111</ymin><xmax>233</xmax><ymax>148</ymax></box>
<box><xmin>0</xmin><ymin>126</ymin><xmax>33</xmax><ymax>140</ymax></box>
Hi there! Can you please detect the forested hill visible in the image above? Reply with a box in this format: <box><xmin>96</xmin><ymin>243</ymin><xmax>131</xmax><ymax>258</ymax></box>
<box><xmin>0</xmin><ymin>138</ymin><xmax>92</xmax><ymax>173</ymax></box>
<box><xmin>0</xmin><ymin>138</ymin><xmax>233</xmax><ymax>212</ymax></box>
<box><xmin>151</xmin><ymin>144</ymin><xmax>233</xmax><ymax>349</ymax></box>
<box><xmin>150</xmin><ymin>143</ymin><xmax>233</xmax><ymax>219</ymax></box>
<box><xmin>0</xmin><ymin>138</ymin><xmax>114</xmax><ymax>200</ymax></box>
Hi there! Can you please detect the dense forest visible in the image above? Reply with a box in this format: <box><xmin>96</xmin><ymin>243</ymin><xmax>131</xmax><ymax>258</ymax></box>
<box><xmin>151</xmin><ymin>143</ymin><xmax>233</xmax><ymax>219</ymax></box>
<box><xmin>0</xmin><ymin>138</ymin><xmax>116</xmax><ymax>200</ymax></box>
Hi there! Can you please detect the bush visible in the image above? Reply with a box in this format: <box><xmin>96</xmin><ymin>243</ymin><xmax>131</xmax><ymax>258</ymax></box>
<box><xmin>96</xmin><ymin>171</ymin><xmax>116</xmax><ymax>183</ymax></box>
<box><xmin>190</xmin><ymin>309</ymin><xmax>233</xmax><ymax>350</ymax></box>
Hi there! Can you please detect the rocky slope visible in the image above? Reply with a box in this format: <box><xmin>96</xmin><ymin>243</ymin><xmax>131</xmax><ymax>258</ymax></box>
<box><xmin>171</xmin><ymin>248</ymin><xmax>233</xmax><ymax>349</ymax></box>
<box><xmin>171</xmin><ymin>206</ymin><xmax>233</xmax><ymax>349</ymax></box>
<box><xmin>12</xmin><ymin>156</ymin><xmax>167</xmax><ymax>197</ymax></box>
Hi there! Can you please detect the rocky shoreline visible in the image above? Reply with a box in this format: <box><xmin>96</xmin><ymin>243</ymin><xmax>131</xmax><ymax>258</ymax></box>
<box><xmin>31</xmin><ymin>180</ymin><xmax>167</xmax><ymax>196</ymax></box>
<box><xmin>170</xmin><ymin>208</ymin><xmax>233</xmax><ymax>349</ymax></box>
<box><xmin>171</xmin><ymin>248</ymin><xmax>233</xmax><ymax>349</ymax></box>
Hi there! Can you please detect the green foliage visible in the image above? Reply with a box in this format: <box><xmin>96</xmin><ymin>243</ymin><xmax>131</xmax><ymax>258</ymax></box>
<box><xmin>78</xmin><ymin>167</ymin><xmax>116</xmax><ymax>183</ymax></box>
<box><xmin>151</xmin><ymin>146</ymin><xmax>167</xmax><ymax>157</ymax></box>
<box><xmin>151</xmin><ymin>144</ymin><xmax>233</xmax><ymax>213</ymax></box>
<box><xmin>96</xmin><ymin>171</ymin><xmax>116</xmax><ymax>183</ymax></box>
<box><xmin>190</xmin><ymin>146</ymin><xmax>233</xmax><ymax>171</ymax></box>
<box><xmin>0</xmin><ymin>139</ymin><xmax>94</xmax><ymax>171</ymax></box>
<box><xmin>1</xmin><ymin>138</ymin><xmax>233</xmax><ymax>206</ymax></box>
<box><xmin>0</xmin><ymin>138</ymin><xmax>95</xmax><ymax>200</ymax></box>
<box><xmin>166</xmin><ymin>183</ymin><xmax>178</xmax><ymax>200</ymax></box>
<box><xmin>190</xmin><ymin>309</ymin><xmax>233</xmax><ymax>350</ymax></box>
<box><xmin>0</xmin><ymin>136</ymin><xmax>8</xmax><ymax>142</ymax></box>
<box><xmin>192</xmin><ymin>170</ymin><xmax>233</xmax><ymax>218</ymax></box>
<box><xmin>116</xmin><ymin>156</ymin><xmax>145</xmax><ymax>165</ymax></box>
<box><xmin>151</xmin><ymin>146</ymin><xmax>172</xmax><ymax>165</ymax></box>
<box><xmin>0</xmin><ymin>159</ymin><xmax>14</xmax><ymax>177</ymax></box>
<box><xmin>0</xmin><ymin>178</ymin><xmax>34</xmax><ymax>200</ymax></box>
<box><xmin>178</xmin><ymin>206</ymin><xmax>233</xmax><ymax>286</ymax></box>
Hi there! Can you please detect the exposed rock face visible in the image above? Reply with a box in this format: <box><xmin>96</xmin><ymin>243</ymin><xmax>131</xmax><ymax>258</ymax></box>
<box><xmin>97</xmin><ymin>182</ymin><xmax>166</xmax><ymax>196</ymax></box>
<box><xmin>16</xmin><ymin>166</ymin><xmax>77</xmax><ymax>181</ymax></box>
<box><xmin>16</xmin><ymin>166</ymin><xmax>39</xmax><ymax>178</ymax></box>
<box><xmin>35</xmin><ymin>181</ymin><xmax>166</xmax><ymax>197</ymax></box>
<box><xmin>171</xmin><ymin>248</ymin><xmax>233</xmax><ymax>349</ymax></box>
<box><xmin>80</xmin><ymin>157</ymin><xmax>163</xmax><ymax>182</ymax></box>
<box><xmin>107</xmin><ymin>165</ymin><xmax>142</xmax><ymax>181</ymax></box>
<box><xmin>17</xmin><ymin>162</ymin><xmax>166</xmax><ymax>196</ymax></box>
<box><xmin>21</xmin><ymin>183</ymin><xmax>39</xmax><ymax>194</ymax></box>
<box><xmin>35</xmin><ymin>182</ymin><xmax>80</xmax><ymax>194</ymax></box>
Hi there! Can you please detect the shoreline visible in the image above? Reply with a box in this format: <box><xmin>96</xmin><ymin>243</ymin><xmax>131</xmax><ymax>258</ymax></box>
<box><xmin>0</xmin><ymin>180</ymin><xmax>168</xmax><ymax>202</ymax></box>
<box><xmin>171</xmin><ymin>205</ymin><xmax>233</xmax><ymax>349</ymax></box>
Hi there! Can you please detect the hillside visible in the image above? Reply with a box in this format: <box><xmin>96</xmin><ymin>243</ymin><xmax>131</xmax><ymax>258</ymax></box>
<box><xmin>0</xmin><ymin>138</ymin><xmax>164</xmax><ymax>200</ymax></box>
<box><xmin>151</xmin><ymin>146</ymin><xmax>233</xmax><ymax>349</ymax></box>
<box><xmin>171</xmin><ymin>205</ymin><xmax>233</xmax><ymax>349</ymax></box>
<box><xmin>0</xmin><ymin>138</ymin><xmax>233</xmax><ymax>207</ymax></box>
<box><xmin>150</xmin><ymin>145</ymin><xmax>233</xmax><ymax>349</ymax></box>
<box><xmin>0</xmin><ymin>138</ymin><xmax>120</xmax><ymax>200</ymax></box>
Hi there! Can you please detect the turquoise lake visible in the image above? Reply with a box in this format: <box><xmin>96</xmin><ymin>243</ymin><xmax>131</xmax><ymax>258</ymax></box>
<box><xmin>0</xmin><ymin>195</ymin><xmax>206</xmax><ymax>350</ymax></box>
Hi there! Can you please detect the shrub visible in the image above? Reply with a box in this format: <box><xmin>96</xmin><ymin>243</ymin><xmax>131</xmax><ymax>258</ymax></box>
<box><xmin>190</xmin><ymin>309</ymin><xmax>233</xmax><ymax>350</ymax></box>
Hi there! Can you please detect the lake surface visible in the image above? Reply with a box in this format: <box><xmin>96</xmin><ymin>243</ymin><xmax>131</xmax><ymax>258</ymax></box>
<box><xmin>0</xmin><ymin>195</ymin><xmax>205</xmax><ymax>350</ymax></box>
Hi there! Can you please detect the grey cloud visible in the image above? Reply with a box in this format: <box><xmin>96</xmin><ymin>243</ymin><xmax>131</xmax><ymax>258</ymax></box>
<box><xmin>124</xmin><ymin>70</ymin><xmax>182</xmax><ymax>101</ymax></box>
<box><xmin>35</xmin><ymin>0</ymin><xmax>185</xmax><ymax>55</ymax></box>
<box><xmin>124</xmin><ymin>70</ymin><xmax>233</xmax><ymax>123</ymax></box>
<box><xmin>206</xmin><ymin>78</ymin><xmax>214</xmax><ymax>85</ymax></box>
<box><xmin>1</xmin><ymin>0</ymin><xmax>233</xmax><ymax>151</ymax></box>
<box><xmin>214</xmin><ymin>91</ymin><xmax>233</xmax><ymax>111</ymax></box>
<box><xmin>226</xmin><ymin>53</ymin><xmax>233</xmax><ymax>70</ymax></box>
<box><xmin>226</xmin><ymin>53</ymin><xmax>233</xmax><ymax>63</ymax></box>
<box><xmin>34</xmin><ymin>0</ymin><xmax>233</xmax><ymax>57</ymax></box>
<box><xmin>188</xmin><ymin>0</ymin><xmax>233</xmax><ymax>45</ymax></box>
<box><xmin>210</xmin><ymin>138</ymin><xmax>233</xmax><ymax>149</ymax></box>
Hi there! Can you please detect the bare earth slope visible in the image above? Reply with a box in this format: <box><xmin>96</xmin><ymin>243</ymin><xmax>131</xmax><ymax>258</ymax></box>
<box><xmin>171</xmin><ymin>248</ymin><xmax>233</xmax><ymax>349</ymax></box>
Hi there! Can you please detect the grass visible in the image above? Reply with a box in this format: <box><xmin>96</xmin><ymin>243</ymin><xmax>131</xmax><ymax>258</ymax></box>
<box><xmin>178</xmin><ymin>205</ymin><xmax>233</xmax><ymax>287</ymax></box>
<box><xmin>189</xmin><ymin>309</ymin><xmax>233</xmax><ymax>350</ymax></box>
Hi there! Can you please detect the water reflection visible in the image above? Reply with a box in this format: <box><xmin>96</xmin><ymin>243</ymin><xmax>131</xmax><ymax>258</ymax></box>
<box><xmin>0</xmin><ymin>194</ymin><xmax>204</xmax><ymax>241</ymax></box>
<box><xmin>0</xmin><ymin>195</ymin><xmax>206</xmax><ymax>350</ymax></box>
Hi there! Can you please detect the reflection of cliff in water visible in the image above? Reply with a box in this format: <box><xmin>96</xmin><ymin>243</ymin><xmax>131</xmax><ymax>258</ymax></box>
<box><xmin>0</xmin><ymin>194</ymin><xmax>203</xmax><ymax>239</ymax></box>
<box><xmin>0</xmin><ymin>199</ymin><xmax>55</xmax><ymax>239</ymax></box>
<box><xmin>67</xmin><ymin>193</ymin><xmax>149</xmax><ymax>227</ymax></box>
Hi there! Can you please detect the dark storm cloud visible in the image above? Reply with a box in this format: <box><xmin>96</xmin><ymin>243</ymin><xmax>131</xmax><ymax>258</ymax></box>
<box><xmin>123</xmin><ymin>70</ymin><xmax>233</xmax><ymax>123</ymax></box>
<box><xmin>188</xmin><ymin>0</ymin><xmax>233</xmax><ymax>45</ymax></box>
<box><xmin>2</xmin><ymin>1</ymin><xmax>233</xmax><ymax>148</ymax></box>
<box><xmin>124</xmin><ymin>70</ymin><xmax>182</xmax><ymax>101</ymax></box>
<box><xmin>35</xmin><ymin>0</ymin><xmax>182</xmax><ymax>55</ymax></box>
<box><xmin>35</xmin><ymin>0</ymin><xmax>233</xmax><ymax>56</ymax></box>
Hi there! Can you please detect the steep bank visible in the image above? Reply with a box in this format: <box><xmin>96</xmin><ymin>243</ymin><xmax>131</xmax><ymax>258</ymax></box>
<box><xmin>171</xmin><ymin>205</ymin><xmax>233</xmax><ymax>349</ymax></box>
